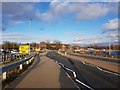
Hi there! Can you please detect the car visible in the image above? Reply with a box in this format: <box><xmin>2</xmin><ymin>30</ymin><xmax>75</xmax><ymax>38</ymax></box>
<box><xmin>11</xmin><ymin>50</ymin><xmax>18</xmax><ymax>54</ymax></box>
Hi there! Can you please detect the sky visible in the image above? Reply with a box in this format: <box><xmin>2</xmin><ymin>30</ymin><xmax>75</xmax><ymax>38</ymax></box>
<box><xmin>1</xmin><ymin>0</ymin><xmax>119</xmax><ymax>46</ymax></box>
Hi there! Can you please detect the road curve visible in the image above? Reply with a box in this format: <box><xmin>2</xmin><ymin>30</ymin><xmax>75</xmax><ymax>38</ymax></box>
<box><xmin>6</xmin><ymin>54</ymin><xmax>78</xmax><ymax>89</ymax></box>
<box><xmin>46</xmin><ymin>51</ymin><xmax>119</xmax><ymax>89</ymax></box>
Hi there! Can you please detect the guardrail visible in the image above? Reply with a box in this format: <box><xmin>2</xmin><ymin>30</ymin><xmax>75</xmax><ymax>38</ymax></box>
<box><xmin>0</xmin><ymin>54</ymin><xmax>36</xmax><ymax>89</ymax></box>
<box><xmin>1</xmin><ymin>56</ymin><xmax>33</xmax><ymax>73</ymax></box>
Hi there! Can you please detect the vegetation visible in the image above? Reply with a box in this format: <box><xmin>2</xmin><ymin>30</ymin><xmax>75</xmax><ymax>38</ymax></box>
<box><xmin>1</xmin><ymin>41</ymin><xmax>120</xmax><ymax>51</ymax></box>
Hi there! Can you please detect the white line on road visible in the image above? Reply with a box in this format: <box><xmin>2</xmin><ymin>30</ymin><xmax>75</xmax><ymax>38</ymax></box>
<box><xmin>73</xmin><ymin>71</ymin><xmax>77</xmax><ymax>78</ymax></box>
<box><xmin>65</xmin><ymin>67</ymin><xmax>74</xmax><ymax>72</ymax></box>
<box><xmin>97</xmin><ymin>67</ymin><xmax>103</xmax><ymax>71</ymax></box>
<box><xmin>76</xmin><ymin>79</ymin><xmax>94</xmax><ymax>90</ymax></box>
<box><xmin>96</xmin><ymin>66</ymin><xmax>120</xmax><ymax>76</ymax></box>
<box><xmin>82</xmin><ymin>61</ymin><xmax>86</xmax><ymax>65</ymax></box>
<box><xmin>102</xmin><ymin>70</ymin><xmax>120</xmax><ymax>76</ymax></box>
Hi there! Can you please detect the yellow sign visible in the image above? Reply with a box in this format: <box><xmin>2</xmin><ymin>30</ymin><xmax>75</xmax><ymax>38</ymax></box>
<box><xmin>35</xmin><ymin>48</ymin><xmax>40</xmax><ymax>52</ymax></box>
<box><xmin>19</xmin><ymin>45</ymin><xmax>29</xmax><ymax>54</ymax></box>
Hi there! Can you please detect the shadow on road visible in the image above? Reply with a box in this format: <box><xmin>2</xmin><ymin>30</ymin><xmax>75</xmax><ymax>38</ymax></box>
<box><xmin>59</xmin><ymin>67</ymin><xmax>78</xmax><ymax>89</ymax></box>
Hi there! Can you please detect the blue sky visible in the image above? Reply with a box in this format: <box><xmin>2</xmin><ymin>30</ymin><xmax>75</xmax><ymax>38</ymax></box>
<box><xmin>1</xmin><ymin>1</ymin><xmax>119</xmax><ymax>45</ymax></box>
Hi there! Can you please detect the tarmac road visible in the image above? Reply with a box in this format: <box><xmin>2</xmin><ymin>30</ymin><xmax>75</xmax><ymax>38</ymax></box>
<box><xmin>46</xmin><ymin>51</ymin><xmax>120</xmax><ymax>89</ymax></box>
<box><xmin>6</xmin><ymin>54</ymin><xmax>78</xmax><ymax>89</ymax></box>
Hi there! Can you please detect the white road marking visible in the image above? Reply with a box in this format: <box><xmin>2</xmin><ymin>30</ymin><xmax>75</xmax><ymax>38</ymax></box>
<box><xmin>102</xmin><ymin>70</ymin><xmax>120</xmax><ymax>76</ymax></box>
<box><xmin>97</xmin><ymin>67</ymin><xmax>103</xmax><ymax>71</ymax></box>
<box><xmin>82</xmin><ymin>61</ymin><xmax>86</xmax><ymax>65</ymax></box>
<box><xmin>65</xmin><ymin>67</ymin><xmax>74</xmax><ymax>72</ymax></box>
<box><xmin>73</xmin><ymin>71</ymin><xmax>76</xmax><ymax>78</ymax></box>
<box><xmin>76</xmin><ymin>79</ymin><xmax>94</xmax><ymax>90</ymax></box>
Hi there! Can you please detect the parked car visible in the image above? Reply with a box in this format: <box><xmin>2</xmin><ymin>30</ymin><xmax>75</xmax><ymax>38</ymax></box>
<box><xmin>11</xmin><ymin>50</ymin><xmax>18</xmax><ymax>54</ymax></box>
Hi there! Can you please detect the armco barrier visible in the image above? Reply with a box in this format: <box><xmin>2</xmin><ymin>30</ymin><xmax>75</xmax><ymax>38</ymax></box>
<box><xmin>1</xmin><ymin>56</ymin><xmax>33</xmax><ymax>73</ymax></box>
<box><xmin>0</xmin><ymin>55</ymin><xmax>35</xmax><ymax>89</ymax></box>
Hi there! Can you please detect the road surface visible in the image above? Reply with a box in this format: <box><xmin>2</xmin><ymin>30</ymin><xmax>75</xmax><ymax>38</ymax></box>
<box><xmin>6</xmin><ymin>54</ymin><xmax>78</xmax><ymax>89</ymax></box>
<box><xmin>46</xmin><ymin>51</ymin><xmax>120</xmax><ymax>89</ymax></box>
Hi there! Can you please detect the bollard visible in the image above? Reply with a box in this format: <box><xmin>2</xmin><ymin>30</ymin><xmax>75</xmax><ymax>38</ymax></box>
<box><xmin>3</xmin><ymin>72</ymin><xmax>6</xmax><ymax>80</ymax></box>
<box><xmin>65</xmin><ymin>52</ymin><xmax>67</xmax><ymax>55</ymax></box>
<box><xmin>29</xmin><ymin>59</ymin><xmax>32</xmax><ymax>63</ymax></box>
<box><xmin>26</xmin><ymin>61</ymin><xmax>29</xmax><ymax>65</ymax></box>
<box><xmin>19</xmin><ymin>64</ymin><xmax>23</xmax><ymax>70</ymax></box>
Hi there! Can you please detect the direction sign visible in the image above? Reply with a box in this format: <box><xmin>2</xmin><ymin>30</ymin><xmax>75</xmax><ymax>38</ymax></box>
<box><xmin>19</xmin><ymin>45</ymin><xmax>29</xmax><ymax>54</ymax></box>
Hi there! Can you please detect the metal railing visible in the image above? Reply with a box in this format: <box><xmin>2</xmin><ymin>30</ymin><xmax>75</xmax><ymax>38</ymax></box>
<box><xmin>0</xmin><ymin>54</ymin><xmax>36</xmax><ymax>89</ymax></box>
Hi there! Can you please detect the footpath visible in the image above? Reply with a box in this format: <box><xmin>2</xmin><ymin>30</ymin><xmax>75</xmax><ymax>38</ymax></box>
<box><xmin>59</xmin><ymin>52</ymin><xmax>120</xmax><ymax>74</ymax></box>
<box><xmin>7</xmin><ymin>55</ymin><xmax>78</xmax><ymax>88</ymax></box>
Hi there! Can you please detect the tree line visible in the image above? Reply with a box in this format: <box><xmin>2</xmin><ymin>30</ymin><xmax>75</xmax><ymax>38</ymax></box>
<box><xmin>1</xmin><ymin>41</ymin><xmax>119</xmax><ymax>51</ymax></box>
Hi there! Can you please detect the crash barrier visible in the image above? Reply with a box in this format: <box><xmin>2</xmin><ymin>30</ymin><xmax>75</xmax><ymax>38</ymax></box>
<box><xmin>50</xmin><ymin>59</ymin><xmax>94</xmax><ymax>90</ymax></box>
<box><xmin>0</xmin><ymin>55</ymin><xmax>36</xmax><ymax>89</ymax></box>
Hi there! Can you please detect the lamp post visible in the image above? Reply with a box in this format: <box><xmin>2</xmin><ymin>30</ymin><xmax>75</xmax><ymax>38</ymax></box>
<box><xmin>28</xmin><ymin>19</ymin><xmax>32</xmax><ymax>55</ymax></box>
<box><xmin>102</xmin><ymin>31</ymin><xmax>111</xmax><ymax>55</ymax></box>
<box><xmin>108</xmin><ymin>32</ymin><xmax>111</xmax><ymax>55</ymax></box>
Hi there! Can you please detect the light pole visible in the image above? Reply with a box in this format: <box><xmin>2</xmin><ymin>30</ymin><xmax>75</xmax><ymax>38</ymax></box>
<box><xmin>28</xmin><ymin>19</ymin><xmax>32</xmax><ymax>55</ymax></box>
<box><xmin>108</xmin><ymin>32</ymin><xmax>111</xmax><ymax>55</ymax></box>
<box><xmin>102</xmin><ymin>31</ymin><xmax>111</xmax><ymax>55</ymax></box>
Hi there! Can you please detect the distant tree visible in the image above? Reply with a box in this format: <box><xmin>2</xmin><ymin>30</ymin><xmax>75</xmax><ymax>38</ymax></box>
<box><xmin>46</xmin><ymin>41</ymin><xmax>51</xmax><ymax>50</ymax></box>
<box><xmin>2</xmin><ymin>41</ymin><xmax>19</xmax><ymax>50</ymax></box>
<box><xmin>53</xmin><ymin>40</ymin><xmax>62</xmax><ymax>50</ymax></box>
<box><xmin>30</xmin><ymin>42</ymin><xmax>37</xmax><ymax>48</ymax></box>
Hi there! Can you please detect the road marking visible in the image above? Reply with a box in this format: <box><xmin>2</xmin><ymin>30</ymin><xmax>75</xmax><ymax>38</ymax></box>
<box><xmin>82</xmin><ymin>61</ymin><xmax>86</xmax><ymax>65</ymax></box>
<box><xmin>73</xmin><ymin>71</ymin><xmax>76</xmax><ymax>78</ymax></box>
<box><xmin>64</xmin><ymin>70</ymin><xmax>80</xmax><ymax>90</ymax></box>
<box><xmin>49</xmin><ymin>56</ymin><xmax>94</xmax><ymax>89</ymax></box>
<box><xmin>96</xmin><ymin>66</ymin><xmax>120</xmax><ymax>76</ymax></box>
<box><xmin>102</xmin><ymin>70</ymin><xmax>120</xmax><ymax>76</ymax></box>
<box><xmin>97</xmin><ymin>67</ymin><xmax>103</xmax><ymax>71</ymax></box>
<box><xmin>65</xmin><ymin>67</ymin><xmax>74</xmax><ymax>72</ymax></box>
<box><xmin>76</xmin><ymin>79</ymin><xmax>94</xmax><ymax>90</ymax></box>
<box><xmin>55</xmin><ymin>61</ymin><xmax>94</xmax><ymax>90</ymax></box>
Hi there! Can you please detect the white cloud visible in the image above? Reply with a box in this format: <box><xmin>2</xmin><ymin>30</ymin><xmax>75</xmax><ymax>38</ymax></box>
<box><xmin>65</xmin><ymin>31</ymin><xmax>82</xmax><ymax>35</ymax></box>
<box><xmin>35</xmin><ymin>2</ymin><xmax>117</xmax><ymax>21</ymax></box>
<box><xmin>75</xmin><ymin>3</ymin><xmax>109</xmax><ymax>20</ymax></box>
<box><xmin>108</xmin><ymin>32</ymin><xmax>119</xmax><ymax>38</ymax></box>
<box><xmin>73</xmin><ymin>37</ymin><xmax>103</xmax><ymax>45</ymax></box>
<box><xmin>2</xmin><ymin>33</ymin><xmax>33</xmax><ymax>41</ymax></box>
<box><xmin>2</xmin><ymin>2</ymin><xmax>118</xmax><ymax>30</ymax></box>
<box><xmin>2</xmin><ymin>0</ymin><xmax>119</xmax><ymax>2</ymax></box>
<box><xmin>102</xmin><ymin>18</ymin><xmax>118</xmax><ymax>31</ymax></box>
<box><xmin>1</xmin><ymin>32</ymin><xmax>53</xmax><ymax>43</ymax></box>
<box><xmin>3</xmin><ymin>2</ymin><xmax>117</xmax><ymax>22</ymax></box>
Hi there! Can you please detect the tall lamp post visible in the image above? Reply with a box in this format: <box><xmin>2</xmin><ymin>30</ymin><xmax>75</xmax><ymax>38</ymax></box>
<box><xmin>29</xmin><ymin>19</ymin><xmax>32</xmax><ymax>55</ymax></box>
<box><xmin>102</xmin><ymin>31</ymin><xmax>111</xmax><ymax>56</ymax></box>
<box><xmin>108</xmin><ymin>34</ymin><xmax>111</xmax><ymax>55</ymax></box>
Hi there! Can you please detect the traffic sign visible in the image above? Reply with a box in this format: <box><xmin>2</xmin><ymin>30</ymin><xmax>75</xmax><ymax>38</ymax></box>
<box><xmin>19</xmin><ymin>45</ymin><xmax>29</xmax><ymax>54</ymax></box>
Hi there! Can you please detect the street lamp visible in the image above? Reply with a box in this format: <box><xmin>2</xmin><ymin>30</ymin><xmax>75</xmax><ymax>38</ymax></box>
<box><xmin>108</xmin><ymin>34</ymin><xmax>111</xmax><ymax>55</ymax></box>
<box><xmin>28</xmin><ymin>19</ymin><xmax>32</xmax><ymax>55</ymax></box>
<box><xmin>102</xmin><ymin>31</ymin><xmax>111</xmax><ymax>55</ymax></box>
